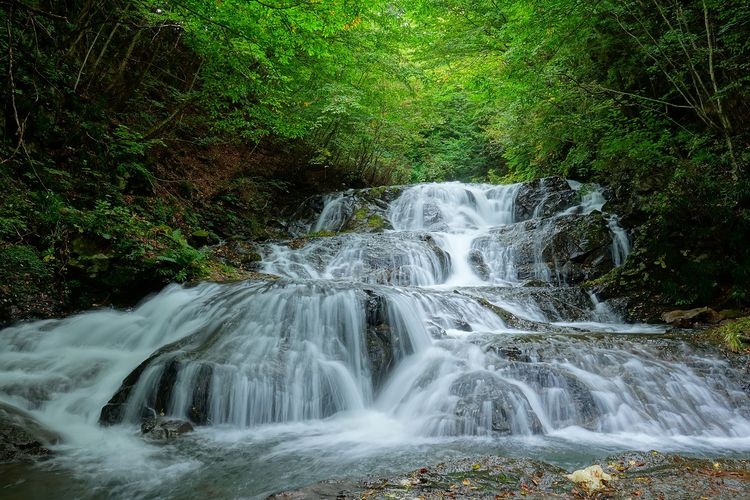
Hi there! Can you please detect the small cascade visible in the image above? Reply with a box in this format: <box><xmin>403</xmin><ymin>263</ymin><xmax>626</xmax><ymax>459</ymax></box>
<box><xmin>313</xmin><ymin>192</ymin><xmax>352</xmax><ymax>233</ymax></box>
<box><xmin>565</xmin><ymin>180</ymin><xmax>631</xmax><ymax>266</ymax></box>
<box><xmin>608</xmin><ymin>215</ymin><xmax>631</xmax><ymax>266</ymax></box>
<box><xmin>388</xmin><ymin>182</ymin><xmax>520</xmax><ymax>231</ymax></box>
<box><xmin>1</xmin><ymin>177</ymin><xmax>748</xmax><ymax>498</ymax></box>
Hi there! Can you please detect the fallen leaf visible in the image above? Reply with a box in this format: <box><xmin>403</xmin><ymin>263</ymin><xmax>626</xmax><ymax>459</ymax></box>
<box><xmin>566</xmin><ymin>465</ymin><xmax>614</xmax><ymax>492</ymax></box>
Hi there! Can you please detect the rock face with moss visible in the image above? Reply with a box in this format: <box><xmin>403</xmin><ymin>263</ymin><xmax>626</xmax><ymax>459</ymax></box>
<box><xmin>286</xmin><ymin>186</ymin><xmax>406</xmax><ymax>236</ymax></box>
<box><xmin>470</xmin><ymin>212</ymin><xmax>615</xmax><ymax>285</ymax></box>
<box><xmin>513</xmin><ymin>176</ymin><xmax>579</xmax><ymax>221</ymax></box>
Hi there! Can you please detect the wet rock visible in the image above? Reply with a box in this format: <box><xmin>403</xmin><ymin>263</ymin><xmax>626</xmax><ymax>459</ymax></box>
<box><xmin>473</xmin><ymin>297</ymin><xmax>541</xmax><ymax>331</ymax></box>
<box><xmin>450</xmin><ymin>372</ymin><xmax>544</xmax><ymax>435</ymax></box>
<box><xmin>420</xmin><ymin>200</ymin><xmax>449</xmax><ymax>231</ymax></box>
<box><xmin>140</xmin><ymin>417</ymin><xmax>194</xmax><ymax>440</ymax></box>
<box><xmin>99</xmin><ymin>289</ymin><xmax>257</xmax><ymax>426</ymax></box>
<box><xmin>270</xmin><ymin>452</ymin><xmax>750</xmax><ymax>499</ymax></box>
<box><xmin>102</xmin><ymin>281</ymin><xmax>425</xmax><ymax>426</ymax></box>
<box><xmin>364</xmin><ymin>292</ymin><xmax>396</xmax><ymax>392</ymax></box>
<box><xmin>260</xmin><ymin>232</ymin><xmax>452</xmax><ymax>286</ymax></box>
<box><xmin>100</xmin><ymin>335</ymin><xmax>194</xmax><ymax>425</ymax></box>
<box><xmin>460</xmin><ymin>286</ymin><xmax>596</xmax><ymax>323</ymax></box>
<box><xmin>0</xmin><ymin>402</ymin><xmax>60</xmax><ymax>463</ymax></box>
<box><xmin>506</xmin><ymin>364</ymin><xmax>599</xmax><ymax>430</ymax></box>
<box><xmin>494</xmin><ymin>346</ymin><xmax>532</xmax><ymax>363</ymax></box>
<box><xmin>514</xmin><ymin>176</ymin><xmax>577</xmax><ymax>221</ymax></box>
<box><xmin>521</xmin><ymin>279</ymin><xmax>550</xmax><ymax>287</ymax></box>
<box><xmin>101</xmin><ymin>352</ymin><xmax>216</xmax><ymax>427</ymax></box>
<box><xmin>284</xmin><ymin>186</ymin><xmax>405</xmax><ymax>237</ymax></box>
<box><xmin>539</xmin><ymin>213</ymin><xmax>613</xmax><ymax>283</ymax></box>
<box><xmin>473</xmin><ymin>212</ymin><xmax>614</xmax><ymax>285</ymax></box>
<box><xmin>269</xmin><ymin>455</ymin><xmax>569</xmax><ymax>499</ymax></box>
<box><xmin>285</xmin><ymin>196</ymin><xmax>327</xmax><ymax>236</ymax></box>
<box><xmin>468</xmin><ymin>250</ymin><xmax>490</xmax><ymax>281</ymax></box>
<box><xmin>662</xmin><ymin>307</ymin><xmax>721</xmax><ymax>327</ymax></box>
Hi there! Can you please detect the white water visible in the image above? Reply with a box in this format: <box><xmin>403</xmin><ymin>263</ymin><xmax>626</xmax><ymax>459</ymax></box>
<box><xmin>1</xmin><ymin>180</ymin><xmax>749</xmax><ymax>498</ymax></box>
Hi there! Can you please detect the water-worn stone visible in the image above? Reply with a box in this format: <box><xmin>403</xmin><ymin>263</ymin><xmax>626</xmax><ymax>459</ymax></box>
<box><xmin>514</xmin><ymin>176</ymin><xmax>577</xmax><ymax>221</ymax></box>
<box><xmin>260</xmin><ymin>231</ymin><xmax>452</xmax><ymax>286</ymax></box>
<box><xmin>662</xmin><ymin>307</ymin><xmax>721</xmax><ymax>327</ymax></box>
<box><xmin>364</xmin><ymin>291</ymin><xmax>398</xmax><ymax>392</ymax></box>
<box><xmin>101</xmin><ymin>281</ymin><xmax>423</xmax><ymax>425</ymax></box>
<box><xmin>0</xmin><ymin>402</ymin><xmax>60</xmax><ymax>463</ymax></box>
<box><xmin>471</xmin><ymin>212</ymin><xmax>614</xmax><ymax>285</ymax></box>
<box><xmin>99</xmin><ymin>331</ymin><xmax>208</xmax><ymax>425</ymax></box>
<box><xmin>450</xmin><ymin>372</ymin><xmax>544</xmax><ymax>435</ymax></box>
<box><xmin>141</xmin><ymin>417</ymin><xmax>194</xmax><ymax>440</ymax></box>
<box><xmin>460</xmin><ymin>286</ymin><xmax>597</xmax><ymax>323</ymax></box>
<box><xmin>285</xmin><ymin>186</ymin><xmax>406</xmax><ymax>236</ymax></box>
<box><xmin>506</xmin><ymin>364</ymin><xmax>599</xmax><ymax>430</ymax></box>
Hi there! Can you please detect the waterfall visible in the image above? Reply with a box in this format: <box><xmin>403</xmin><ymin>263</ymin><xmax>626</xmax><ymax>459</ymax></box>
<box><xmin>1</xmin><ymin>178</ymin><xmax>748</xmax><ymax>498</ymax></box>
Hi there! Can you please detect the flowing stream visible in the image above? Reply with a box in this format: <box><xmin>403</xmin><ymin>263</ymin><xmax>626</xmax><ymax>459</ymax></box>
<box><xmin>1</xmin><ymin>179</ymin><xmax>749</xmax><ymax>498</ymax></box>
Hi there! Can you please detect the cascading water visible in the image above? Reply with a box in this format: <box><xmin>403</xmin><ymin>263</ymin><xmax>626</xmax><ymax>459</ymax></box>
<box><xmin>1</xmin><ymin>178</ymin><xmax>749</xmax><ymax>498</ymax></box>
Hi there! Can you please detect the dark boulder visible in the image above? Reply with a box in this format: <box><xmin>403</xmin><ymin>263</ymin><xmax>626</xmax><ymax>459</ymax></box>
<box><xmin>468</xmin><ymin>250</ymin><xmax>490</xmax><ymax>281</ymax></box>
<box><xmin>539</xmin><ymin>212</ymin><xmax>614</xmax><ymax>283</ymax></box>
<box><xmin>507</xmin><ymin>364</ymin><xmax>599</xmax><ymax>430</ymax></box>
<box><xmin>284</xmin><ymin>186</ymin><xmax>405</xmax><ymax>237</ymax></box>
<box><xmin>514</xmin><ymin>177</ymin><xmax>577</xmax><ymax>221</ymax></box>
<box><xmin>471</xmin><ymin>212</ymin><xmax>614</xmax><ymax>285</ymax></box>
<box><xmin>459</xmin><ymin>286</ymin><xmax>599</xmax><ymax>323</ymax></box>
<box><xmin>450</xmin><ymin>372</ymin><xmax>544</xmax><ymax>435</ymax></box>
<box><xmin>363</xmin><ymin>289</ymin><xmax>421</xmax><ymax>393</ymax></box>
<box><xmin>100</xmin><ymin>323</ymin><xmax>223</xmax><ymax>426</ymax></box>
<box><xmin>0</xmin><ymin>402</ymin><xmax>60</xmax><ymax>464</ymax></box>
<box><xmin>364</xmin><ymin>291</ymin><xmax>396</xmax><ymax>393</ymax></box>
<box><xmin>141</xmin><ymin>417</ymin><xmax>194</xmax><ymax>440</ymax></box>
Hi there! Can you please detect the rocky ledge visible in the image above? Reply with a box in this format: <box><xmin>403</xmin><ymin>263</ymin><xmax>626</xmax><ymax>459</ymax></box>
<box><xmin>269</xmin><ymin>452</ymin><xmax>750</xmax><ymax>499</ymax></box>
<box><xmin>0</xmin><ymin>402</ymin><xmax>60</xmax><ymax>464</ymax></box>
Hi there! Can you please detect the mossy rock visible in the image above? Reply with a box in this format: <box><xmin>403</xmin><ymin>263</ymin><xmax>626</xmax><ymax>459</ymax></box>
<box><xmin>306</xmin><ymin>230</ymin><xmax>336</xmax><ymax>238</ymax></box>
<box><xmin>343</xmin><ymin>204</ymin><xmax>390</xmax><ymax>233</ymax></box>
<box><xmin>189</xmin><ymin>229</ymin><xmax>220</xmax><ymax>247</ymax></box>
<box><xmin>353</xmin><ymin>207</ymin><xmax>369</xmax><ymax>221</ymax></box>
<box><xmin>367</xmin><ymin>214</ymin><xmax>385</xmax><ymax>229</ymax></box>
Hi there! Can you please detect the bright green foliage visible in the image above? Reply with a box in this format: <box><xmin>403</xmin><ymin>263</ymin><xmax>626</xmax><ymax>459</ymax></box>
<box><xmin>707</xmin><ymin>317</ymin><xmax>750</xmax><ymax>352</ymax></box>
<box><xmin>154</xmin><ymin>0</ymin><xmax>370</xmax><ymax>140</ymax></box>
<box><xmin>144</xmin><ymin>0</ymin><xmax>422</xmax><ymax>184</ymax></box>
<box><xmin>1</xmin><ymin>0</ymin><xmax>749</xmax><ymax>317</ymax></box>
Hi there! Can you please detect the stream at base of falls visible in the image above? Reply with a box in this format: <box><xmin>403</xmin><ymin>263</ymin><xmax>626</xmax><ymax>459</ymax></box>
<box><xmin>1</xmin><ymin>179</ymin><xmax>749</xmax><ymax>499</ymax></box>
